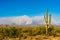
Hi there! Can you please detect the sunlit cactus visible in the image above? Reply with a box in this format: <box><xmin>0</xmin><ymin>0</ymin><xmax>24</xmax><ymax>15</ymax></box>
<box><xmin>44</xmin><ymin>9</ymin><xmax>51</xmax><ymax>35</ymax></box>
<box><xmin>49</xmin><ymin>14</ymin><xmax>51</xmax><ymax>27</ymax></box>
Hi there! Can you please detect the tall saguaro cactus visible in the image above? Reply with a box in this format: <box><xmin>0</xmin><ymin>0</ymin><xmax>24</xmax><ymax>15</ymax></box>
<box><xmin>44</xmin><ymin>9</ymin><xmax>51</xmax><ymax>35</ymax></box>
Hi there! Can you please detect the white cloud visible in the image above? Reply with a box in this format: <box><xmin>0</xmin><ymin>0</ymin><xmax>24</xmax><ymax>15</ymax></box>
<box><xmin>0</xmin><ymin>15</ymin><xmax>59</xmax><ymax>25</ymax></box>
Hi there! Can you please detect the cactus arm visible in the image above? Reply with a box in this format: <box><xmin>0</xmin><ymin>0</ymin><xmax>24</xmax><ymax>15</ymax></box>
<box><xmin>44</xmin><ymin>15</ymin><xmax>46</xmax><ymax>23</ymax></box>
<box><xmin>49</xmin><ymin>14</ymin><xmax>51</xmax><ymax>27</ymax></box>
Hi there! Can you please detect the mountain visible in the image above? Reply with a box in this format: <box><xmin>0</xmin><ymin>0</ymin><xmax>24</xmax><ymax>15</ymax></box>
<box><xmin>0</xmin><ymin>15</ymin><xmax>59</xmax><ymax>26</ymax></box>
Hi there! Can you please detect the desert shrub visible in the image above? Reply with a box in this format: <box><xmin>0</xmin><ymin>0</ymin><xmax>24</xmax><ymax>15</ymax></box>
<box><xmin>31</xmin><ymin>27</ymin><xmax>41</xmax><ymax>36</ymax></box>
<box><xmin>2</xmin><ymin>28</ymin><xmax>10</xmax><ymax>37</ymax></box>
<box><xmin>9</xmin><ymin>27</ymin><xmax>18</xmax><ymax>38</ymax></box>
<box><xmin>48</xmin><ymin>27</ymin><xmax>54</xmax><ymax>36</ymax></box>
<box><xmin>0</xmin><ymin>25</ymin><xmax>60</xmax><ymax>38</ymax></box>
<box><xmin>55</xmin><ymin>27</ymin><xmax>60</xmax><ymax>33</ymax></box>
<box><xmin>21</xmin><ymin>27</ymin><xmax>30</xmax><ymax>33</ymax></box>
<box><xmin>40</xmin><ymin>27</ymin><xmax>46</xmax><ymax>35</ymax></box>
<box><xmin>53</xmin><ymin>27</ymin><xmax>60</xmax><ymax>37</ymax></box>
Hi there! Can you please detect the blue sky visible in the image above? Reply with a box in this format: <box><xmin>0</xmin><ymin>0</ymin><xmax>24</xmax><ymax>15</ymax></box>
<box><xmin>0</xmin><ymin>0</ymin><xmax>60</xmax><ymax>23</ymax></box>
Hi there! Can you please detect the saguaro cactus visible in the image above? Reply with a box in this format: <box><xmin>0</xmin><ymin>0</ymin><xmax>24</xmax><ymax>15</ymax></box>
<box><xmin>44</xmin><ymin>9</ymin><xmax>51</xmax><ymax>35</ymax></box>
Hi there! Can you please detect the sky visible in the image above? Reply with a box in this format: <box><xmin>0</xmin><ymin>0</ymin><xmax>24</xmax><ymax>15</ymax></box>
<box><xmin>0</xmin><ymin>0</ymin><xmax>60</xmax><ymax>25</ymax></box>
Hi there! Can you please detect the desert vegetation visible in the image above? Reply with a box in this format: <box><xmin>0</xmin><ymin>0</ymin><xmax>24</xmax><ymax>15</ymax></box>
<box><xmin>0</xmin><ymin>9</ymin><xmax>60</xmax><ymax>40</ymax></box>
<box><xmin>0</xmin><ymin>25</ymin><xmax>60</xmax><ymax>40</ymax></box>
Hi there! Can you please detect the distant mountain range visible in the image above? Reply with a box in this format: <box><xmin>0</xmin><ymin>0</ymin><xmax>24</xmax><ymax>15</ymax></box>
<box><xmin>0</xmin><ymin>15</ymin><xmax>59</xmax><ymax>26</ymax></box>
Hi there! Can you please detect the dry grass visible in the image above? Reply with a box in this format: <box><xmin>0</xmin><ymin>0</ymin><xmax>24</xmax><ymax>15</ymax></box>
<box><xmin>3</xmin><ymin>36</ymin><xmax>60</xmax><ymax>40</ymax></box>
<box><xmin>25</xmin><ymin>36</ymin><xmax>60</xmax><ymax>40</ymax></box>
